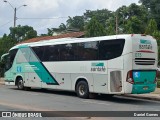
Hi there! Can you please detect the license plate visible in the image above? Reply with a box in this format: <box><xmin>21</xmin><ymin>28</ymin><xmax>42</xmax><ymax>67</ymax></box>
<box><xmin>143</xmin><ymin>86</ymin><xmax>148</xmax><ymax>90</ymax></box>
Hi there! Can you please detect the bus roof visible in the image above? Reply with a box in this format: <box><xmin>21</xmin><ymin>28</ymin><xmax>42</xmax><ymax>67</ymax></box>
<box><xmin>10</xmin><ymin>34</ymin><xmax>154</xmax><ymax>51</ymax></box>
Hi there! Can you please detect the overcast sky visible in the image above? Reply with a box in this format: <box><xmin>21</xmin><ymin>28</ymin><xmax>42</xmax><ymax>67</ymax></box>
<box><xmin>0</xmin><ymin>0</ymin><xmax>139</xmax><ymax>37</ymax></box>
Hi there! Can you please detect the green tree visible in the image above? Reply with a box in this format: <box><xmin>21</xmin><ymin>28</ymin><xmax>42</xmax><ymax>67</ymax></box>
<box><xmin>25</xmin><ymin>30</ymin><xmax>37</xmax><ymax>40</ymax></box>
<box><xmin>106</xmin><ymin>23</ymin><xmax>115</xmax><ymax>35</ymax></box>
<box><xmin>9</xmin><ymin>25</ymin><xmax>37</xmax><ymax>42</ymax></box>
<box><xmin>47</xmin><ymin>28</ymin><xmax>55</xmax><ymax>36</ymax></box>
<box><xmin>106</xmin><ymin>16</ymin><xmax>116</xmax><ymax>35</ymax></box>
<box><xmin>0</xmin><ymin>34</ymin><xmax>16</xmax><ymax>77</ymax></box>
<box><xmin>144</xmin><ymin>19</ymin><xmax>160</xmax><ymax>63</ymax></box>
<box><xmin>127</xmin><ymin>3</ymin><xmax>147</xmax><ymax>19</ymax></box>
<box><xmin>153</xmin><ymin>31</ymin><xmax>160</xmax><ymax>40</ymax></box>
<box><xmin>66</xmin><ymin>16</ymin><xmax>84</xmax><ymax>30</ymax></box>
<box><xmin>0</xmin><ymin>34</ymin><xmax>16</xmax><ymax>57</ymax></box>
<box><xmin>40</xmin><ymin>34</ymin><xmax>48</xmax><ymax>37</ymax></box>
<box><xmin>116</xmin><ymin>4</ymin><xmax>147</xmax><ymax>34</ymax></box>
<box><xmin>145</xmin><ymin>19</ymin><xmax>158</xmax><ymax>35</ymax></box>
<box><xmin>46</xmin><ymin>23</ymin><xmax>67</xmax><ymax>36</ymax></box>
<box><xmin>145</xmin><ymin>19</ymin><xmax>160</xmax><ymax>41</ymax></box>
<box><xmin>139</xmin><ymin>0</ymin><xmax>160</xmax><ymax>30</ymax></box>
<box><xmin>84</xmin><ymin>9</ymin><xmax>113</xmax><ymax>27</ymax></box>
<box><xmin>59</xmin><ymin>23</ymin><xmax>67</xmax><ymax>31</ymax></box>
<box><xmin>125</xmin><ymin>16</ymin><xmax>144</xmax><ymax>34</ymax></box>
<box><xmin>85</xmin><ymin>17</ymin><xmax>106</xmax><ymax>37</ymax></box>
<box><xmin>115</xmin><ymin>6</ymin><xmax>128</xmax><ymax>33</ymax></box>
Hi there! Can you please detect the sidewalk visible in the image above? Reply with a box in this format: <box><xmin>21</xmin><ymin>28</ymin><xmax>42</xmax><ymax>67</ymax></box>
<box><xmin>0</xmin><ymin>77</ymin><xmax>4</xmax><ymax>85</ymax></box>
<box><xmin>0</xmin><ymin>78</ymin><xmax>160</xmax><ymax>101</ymax></box>
<box><xmin>123</xmin><ymin>88</ymin><xmax>160</xmax><ymax>101</ymax></box>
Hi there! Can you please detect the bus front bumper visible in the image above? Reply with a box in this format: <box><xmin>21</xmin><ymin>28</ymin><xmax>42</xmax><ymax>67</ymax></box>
<box><xmin>5</xmin><ymin>80</ymin><xmax>15</xmax><ymax>86</ymax></box>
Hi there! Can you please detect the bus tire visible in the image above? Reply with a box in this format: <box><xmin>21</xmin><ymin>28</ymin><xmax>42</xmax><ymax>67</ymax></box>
<box><xmin>17</xmin><ymin>77</ymin><xmax>24</xmax><ymax>90</ymax></box>
<box><xmin>76</xmin><ymin>81</ymin><xmax>89</xmax><ymax>99</ymax></box>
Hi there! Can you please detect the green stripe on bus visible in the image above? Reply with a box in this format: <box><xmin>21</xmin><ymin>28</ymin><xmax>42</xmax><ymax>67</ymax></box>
<box><xmin>29</xmin><ymin>62</ymin><xmax>59</xmax><ymax>85</ymax></box>
<box><xmin>92</xmin><ymin>62</ymin><xmax>104</xmax><ymax>67</ymax></box>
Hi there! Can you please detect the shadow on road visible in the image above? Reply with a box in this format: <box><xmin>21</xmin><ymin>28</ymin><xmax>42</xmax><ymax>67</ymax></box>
<box><xmin>8</xmin><ymin>86</ymin><xmax>160</xmax><ymax>106</ymax></box>
<box><xmin>10</xmin><ymin>87</ymin><xmax>77</xmax><ymax>97</ymax></box>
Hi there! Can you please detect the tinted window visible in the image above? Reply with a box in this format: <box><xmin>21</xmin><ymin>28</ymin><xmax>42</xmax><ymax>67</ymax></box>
<box><xmin>5</xmin><ymin>49</ymin><xmax>18</xmax><ymax>70</ymax></box>
<box><xmin>10</xmin><ymin>49</ymin><xmax>18</xmax><ymax>64</ymax></box>
<box><xmin>99</xmin><ymin>39</ymin><xmax>125</xmax><ymax>60</ymax></box>
<box><xmin>31</xmin><ymin>39</ymin><xmax>124</xmax><ymax>62</ymax></box>
<box><xmin>32</xmin><ymin>46</ymin><xmax>44</xmax><ymax>61</ymax></box>
<box><xmin>42</xmin><ymin>45</ymin><xmax>60</xmax><ymax>61</ymax></box>
<box><xmin>59</xmin><ymin>43</ymin><xmax>76</xmax><ymax>61</ymax></box>
<box><xmin>77</xmin><ymin>41</ymin><xmax>98</xmax><ymax>60</ymax></box>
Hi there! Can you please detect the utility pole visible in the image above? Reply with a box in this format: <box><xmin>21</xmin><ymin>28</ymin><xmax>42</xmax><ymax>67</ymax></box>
<box><xmin>4</xmin><ymin>0</ymin><xmax>27</xmax><ymax>27</ymax></box>
<box><xmin>14</xmin><ymin>8</ymin><xmax>17</xmax><ymax>27</ymax></box>
<box><xmin>115</xmin><ymin>15</ymin><xmax>118</xmax><ymax>35</ymax></box>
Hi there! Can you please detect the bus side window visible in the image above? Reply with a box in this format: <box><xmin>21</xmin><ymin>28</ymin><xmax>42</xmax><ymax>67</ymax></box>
<box><xmin>42</xmin><ymin>45</ymin><xmax>60</xmax><ymax>62</ymax></box>
<box><xmin>59</xmin><ymin>43</ymin><xmax>76</xmax><ymax>61</ymax></box>
<box><xmin>99</xmin><ymin>39</ymin><xmax>125</xmax><ymax>60</ymax></box>
<box><xmin>32</xmin><ymin>46</ymin><xmax>45</xmax><ymax>61</ymax></box>
<box><xmin>77</xmin><ymin>41</ymin><xmax>98</xmax><ymax>61</ymax></box>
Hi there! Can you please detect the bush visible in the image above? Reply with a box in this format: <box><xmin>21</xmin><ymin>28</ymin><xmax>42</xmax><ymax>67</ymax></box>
<box><xmin>157</xmin><ymin>71</ymin><xmax>160</xmax><ymax>78</ymax></box>
<box><xmin>157</xmin><ymin>80</ymin><xmax>160</xmax><ymax>88</ymax></box>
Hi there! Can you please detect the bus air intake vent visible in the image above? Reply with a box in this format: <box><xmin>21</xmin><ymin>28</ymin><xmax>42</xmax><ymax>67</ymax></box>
<box><xmin>110</xmin><ymin>71</ymin><xmax>122</xmax><ymax>92</ymax></box>
<box><xmin>135</xmin><ymin>58</ymin><xmax>155</xmax><ymax>65</ymax></box>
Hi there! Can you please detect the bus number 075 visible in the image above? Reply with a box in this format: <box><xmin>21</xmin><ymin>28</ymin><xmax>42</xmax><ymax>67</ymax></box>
<box><xmin>135</xmin><ymin>53</ymin><xmax>142</xmax><ymax>58</ymax></box>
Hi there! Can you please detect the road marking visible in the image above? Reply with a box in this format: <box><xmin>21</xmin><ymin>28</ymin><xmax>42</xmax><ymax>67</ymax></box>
<box><xmin>82</xmin><ymin>100</ymin><xmax>110</xmax><ymax>106</ymax></box>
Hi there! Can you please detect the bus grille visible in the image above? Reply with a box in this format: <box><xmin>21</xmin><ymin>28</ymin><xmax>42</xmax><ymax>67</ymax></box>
<box><xmin>135</xmin><ymin>58</ymin><xmax>155</xmax><ymax>65</ymax></box>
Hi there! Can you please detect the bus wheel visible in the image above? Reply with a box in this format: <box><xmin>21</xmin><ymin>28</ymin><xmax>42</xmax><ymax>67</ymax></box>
<box><xmin>76</xmin><ymin>81</ymin><xmax>89</xmax><ymax>99</ymax></box>
<box><xmin>17</xmin><ymin>78</ymin><xmax>24</xmax><ymax>90</ymax></box>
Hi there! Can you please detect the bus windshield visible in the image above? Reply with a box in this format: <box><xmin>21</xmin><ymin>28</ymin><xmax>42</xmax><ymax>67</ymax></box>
<box><xmin>1</xmin><ymin>53</ymin><xmax>9</xmax><ymax>72</ymax></box>
<box><xmin>1</xmin><ymin>53</ymin><xmax>9</xmax><ymax>62</ymax></box>
<box><xmin>1</xmin><ymin>49</ymin><xmax>18</xmax><ymax>71</ymax></box>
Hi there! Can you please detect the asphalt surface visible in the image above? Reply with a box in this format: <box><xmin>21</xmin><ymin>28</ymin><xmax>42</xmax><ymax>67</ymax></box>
<box><xmin>0</xmin><ymin>85</ymin><xmax>160</xmax><ymax>120</ymax></box>
<box><xmin>0</xmin><ymin>85</ymin><xmax>160</xmax><ymax>111</ymax></box>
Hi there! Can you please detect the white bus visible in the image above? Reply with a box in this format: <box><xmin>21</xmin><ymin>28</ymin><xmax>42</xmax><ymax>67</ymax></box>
<box><xmin>1</xmin><ymin>34</ymin><xmax>158</xmax><ymax>98</ymax></box>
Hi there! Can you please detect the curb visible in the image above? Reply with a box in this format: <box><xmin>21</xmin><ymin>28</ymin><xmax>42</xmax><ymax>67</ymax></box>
<box><xmin>0</xmin><ymin>82</ymin><xmax>5</xmax><ymax>85</ymax></box>
<box><xmin>0</xmin><ymin>78</ymin><xmax>5</xmax><ymax>85</ymax></box>
<box><xmin>0</xmin><ymin>77</ymin><xmax>4</xmax><ymax>85</ymax></box>
<box><xmin>122</xmin><ymin>94</ymin><xmax>160</xmax><ymax>101</ymax></box>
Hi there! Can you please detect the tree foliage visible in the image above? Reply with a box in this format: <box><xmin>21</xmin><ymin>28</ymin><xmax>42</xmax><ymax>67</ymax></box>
<box><xmin>139</xmin><ymin>0</ymin><xmax>160</xmax><ymax>30</ymax></box>
<box><xmin>47</xmin><ymin>23</ymin><xmax>67</xmax><ymax>36</ymax></box>
<box><xmin>145</xmin><ymin>19</ymin><xmax>158</xmax><ymax>35</ymax></box>
<box><xmin>84</xmin><ymin>9</ymin><xmax>113</xmax><ymax>27</ymax></box>
<box><xmin>106</xmin><ymin>23</ymin><xmax>115</xmax><ymax>35</ymax></box>
<box><xmin>9</xmin><ymin>25</ymin><xmax>37</xmax><ymax>42</ymax></box>
<box><xmin>115</xmin><ymin>3</ymin><xmax>148</xmax><ymax>34</ymax></box>
<box><xmin>85</xmin><ymin>17</ymin><xmax>106</xmax><ymax>37</ymax></box>
<box><xmin>0</xmin><ymin>25</ymin><xmax>37</xmax><ymax>59</ymax></box>
<box><xmin>125</xmin><ymin>16</ymin><xmax>144</xmax><ymax>34</ymax></box>
<box><xmin>66</xmin><ymin>16</ymin><xmax>84</xmax><ymax>30</ymax></box>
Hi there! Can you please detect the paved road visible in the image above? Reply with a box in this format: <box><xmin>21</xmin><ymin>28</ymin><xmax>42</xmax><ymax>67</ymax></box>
<box><xmin>0</xmin><ymin>85</ymin><xmax>160</xmax><ymax>120</ymax></box>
